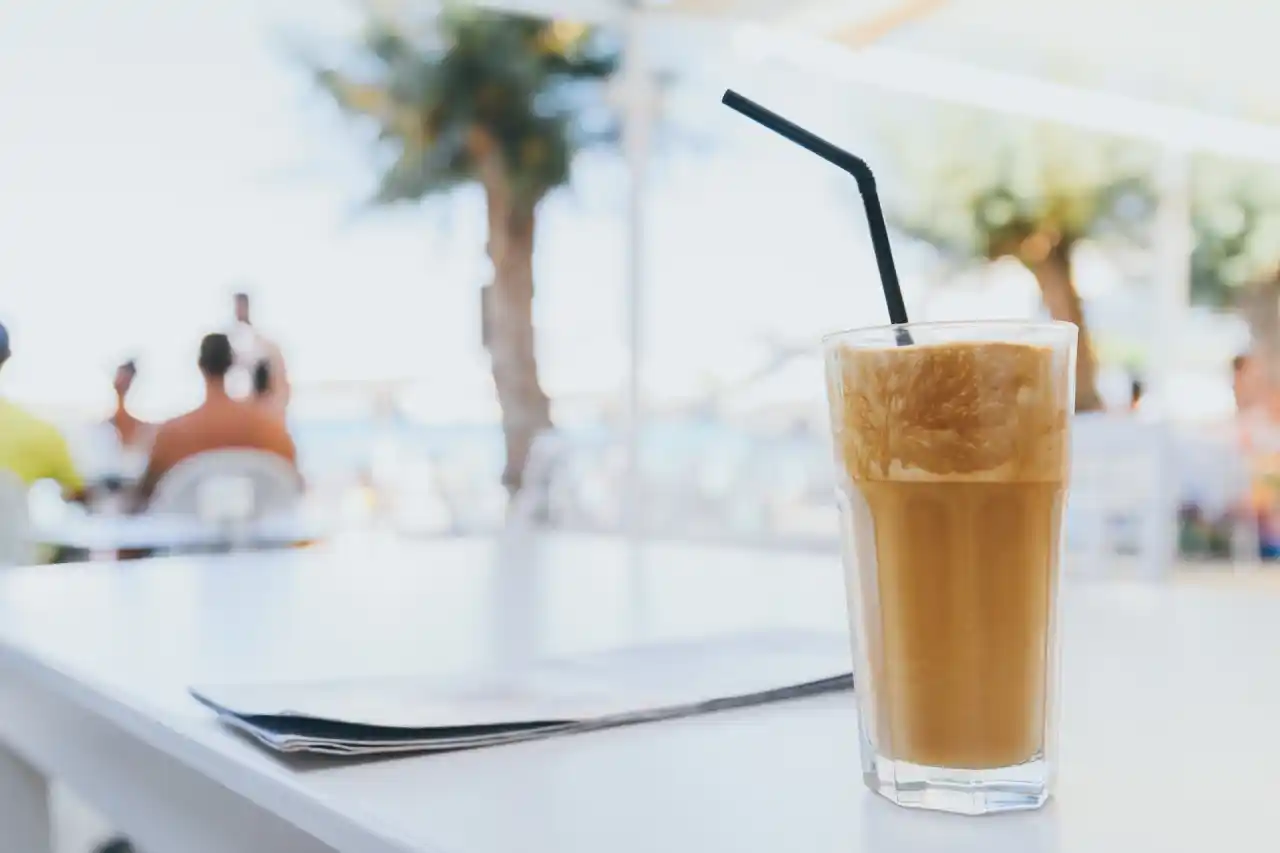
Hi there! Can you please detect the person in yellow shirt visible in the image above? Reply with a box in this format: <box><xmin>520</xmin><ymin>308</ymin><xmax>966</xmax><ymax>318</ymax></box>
<box><xmin>0</xmin><ymin>322</ymin><xmax>85</xmax><ymax>500</ymax></box>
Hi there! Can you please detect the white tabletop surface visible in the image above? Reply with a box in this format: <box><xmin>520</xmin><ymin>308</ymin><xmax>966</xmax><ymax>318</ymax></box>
<box><xmin>1</xmin><ymin>534</ymin><xmax>1279</xmax><ymax>853</ymax></box>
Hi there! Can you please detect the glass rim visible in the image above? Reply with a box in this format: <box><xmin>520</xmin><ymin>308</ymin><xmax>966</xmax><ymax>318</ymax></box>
<box><xmin>821</xmin><ymin>318</ymin><xmax>1078</xmax><ymax>346</ymax></box>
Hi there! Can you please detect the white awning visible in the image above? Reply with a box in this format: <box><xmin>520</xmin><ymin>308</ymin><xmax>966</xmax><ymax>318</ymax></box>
<box><xmin>458</xmin><ymin>0</ymin><xmax>1280</xmax><ymax>162</ymax></box>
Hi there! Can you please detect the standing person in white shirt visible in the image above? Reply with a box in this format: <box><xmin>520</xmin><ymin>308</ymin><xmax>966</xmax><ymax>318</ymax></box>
<box><xmin>230</xmin><ymin>291</ymin><xmax>291</xmax><ymax>414</ymax></box>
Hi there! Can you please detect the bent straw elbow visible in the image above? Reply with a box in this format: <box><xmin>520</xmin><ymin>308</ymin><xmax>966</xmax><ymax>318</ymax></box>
<box><xmin>720</xmin><ymin>89</ymin><xmax>912</xmax><ymax>340</ymax></box>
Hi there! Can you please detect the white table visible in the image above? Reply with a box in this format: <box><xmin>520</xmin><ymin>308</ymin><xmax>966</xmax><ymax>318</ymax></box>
<box><xmin>30</xmin><ymin>510</ymin><xmax>328</xmax><ymax>554</ymax></box>
<box><xmin>0</xmin><ymin>534</ymin><xmax>1278</xmax><ymax>853</ymax></box>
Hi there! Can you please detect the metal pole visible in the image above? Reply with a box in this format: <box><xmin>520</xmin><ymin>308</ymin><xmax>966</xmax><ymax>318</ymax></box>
<box><xmin>1151</xmin><ymin>148</ymin><xmax>1192</xmax><ymax>414</ymax></box>
<box><xmin>1149</xmin><ymin>147</ymin><xmax>1192</xmax><ymax>573</ymax></box>
<box><xmin>621</xmin><ymin>8</ymin><xmax>651</xmax><ymax>539</ymax></box>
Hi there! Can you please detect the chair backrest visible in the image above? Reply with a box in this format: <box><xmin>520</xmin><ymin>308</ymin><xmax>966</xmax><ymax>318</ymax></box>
<box><xmin>1068</xmin><ymin>415</ymin><xmax>1177</xmax><ymax>579</ymax></box>
<box><xmin>150</xmin><ymin>450</ymin><xmax>301</xmax><ymax>521</ymax></box>
<box><xmin>0</xmin><ymin>471</ymin><xmax>32</xmax><ymax>568</ymax></box>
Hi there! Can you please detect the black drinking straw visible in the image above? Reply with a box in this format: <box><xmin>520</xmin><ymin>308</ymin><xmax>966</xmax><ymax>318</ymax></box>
<box><xmin>721</xmin><ymin>89</ymin><xmax>913</xmax><ymax>345</ymax></box>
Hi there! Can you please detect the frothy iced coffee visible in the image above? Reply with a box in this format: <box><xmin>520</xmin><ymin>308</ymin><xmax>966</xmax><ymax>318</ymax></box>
<box><xmin>827</xmin><ymin>338</ymin><xmax>1070</xmax><ymax>770</ymax></box>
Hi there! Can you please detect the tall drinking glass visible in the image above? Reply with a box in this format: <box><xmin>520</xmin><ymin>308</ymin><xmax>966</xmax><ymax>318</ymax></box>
<box><xmin>824</xmin><ymin>320</ymin><xmax>1077</xmax><ymax>815</ymax></box>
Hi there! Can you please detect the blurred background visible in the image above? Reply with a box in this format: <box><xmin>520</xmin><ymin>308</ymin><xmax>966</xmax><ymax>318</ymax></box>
<box><xmin>3</xmin><ymin>0</ymin><xmax>1280</xmax><ymax>566</ymax></box>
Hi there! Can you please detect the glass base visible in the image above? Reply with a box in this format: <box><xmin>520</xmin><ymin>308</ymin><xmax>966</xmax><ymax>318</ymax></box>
<box><xmin>862</xmin><ymin>753</ymin><xmax>1049</xmax><ymax>815</ymax></box>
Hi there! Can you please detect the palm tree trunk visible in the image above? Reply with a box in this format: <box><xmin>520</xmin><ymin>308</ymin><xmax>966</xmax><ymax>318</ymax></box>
<box><xmin>482</xmin><ymin>181</ymin><xmax>553</xmax><ymax>496</ymax></box>
<box><xmin>1026</xmin><ymin>245</ymin><xmax>1105</xmax><ymax>412</ymax></box>
<box><xmin>1235</xmin><ymin>277</ymin><xmax>1280</xmax><ymax>386</ymax></box>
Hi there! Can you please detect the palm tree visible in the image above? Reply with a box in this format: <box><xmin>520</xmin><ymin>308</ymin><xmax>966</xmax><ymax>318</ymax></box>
<box><xmin>884</xmin><ymin>108</ymin><xmax>1154</xmax><ymax>412</ymax></box>
<box><xmin>311</xmin><ymin>6</ymin><xmax>618</xmax><ymax>495</ymax></box>
<box><xmin>1190</xmin><ymin>156</ymin><xmax>1280</xmax><ymax>381</ymax></box>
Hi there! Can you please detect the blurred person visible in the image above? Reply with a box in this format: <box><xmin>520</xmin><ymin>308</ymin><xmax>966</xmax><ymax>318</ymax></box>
<box><xmin>1231</xmin><ymin>352</ymin><xmax>1276</xmax><ymax>451</ymax></box>
<box><xmin>0</xmin><ymin>321</ymin><xmax>85</xmax><ymax>501</ymax></box>
<box><xmin>252</xmin><ymin>359</ymin><xmax>272</xmax><ymax>403</ymax></box>
<box><xmin>1227</xmin><ymin>352</ymin><xmax>1280</xmax><ymax>560</ymax></box>
<box><xmin>134</xmin><ymin>333</ymin><xmax>297</xmax><ymax>508</ymax></box>
<box><xmin>230</xmin><ymin>291</ymin><xmax>290</xmax><ymax>413</ymax></box>
<box><xmin>1233</xmin><ymin>353</ymin><xmax>1267</xmax><ymax>414</ymax></box>
<box><xmin>106</xmin><ymin>359</ymin><xmax>154</xmax><ymax>450</ymax></box>
<box><xmin>250</xmin><ymin>357</ymin><xmax>292</xmax><ymax>427</ymax></box>
<box><xmin>1129</xmin><ymin>377</ymin><xmax>1144</xmax><ymax>412</ymax></box>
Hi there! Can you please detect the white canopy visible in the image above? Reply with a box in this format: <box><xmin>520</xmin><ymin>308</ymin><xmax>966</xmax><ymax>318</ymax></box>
<box><xmin>875</xmin><ymin>0</ymin><xmax>1280</xmax><ymax>121</ymax></box>
<box><xmin>458</xmin><ymin>0</ymin><xmax>1271</xmax><ymax>515</ymax></box>
<box><xmin>636</xmin><ymin>0</ymin><xmax>1276</xmax><ymax>122</ymax></box>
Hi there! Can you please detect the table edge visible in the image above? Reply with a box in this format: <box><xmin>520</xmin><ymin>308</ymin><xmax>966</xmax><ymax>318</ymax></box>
<box><xmin>0</xmin><ymin>635</ymin><xmax>428</xmax><ymax>853</ymax></box>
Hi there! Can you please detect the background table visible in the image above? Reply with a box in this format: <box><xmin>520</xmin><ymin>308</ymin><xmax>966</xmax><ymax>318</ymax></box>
<box><xmin>0</xmin><ymin>534</ymin><xmax>1278</xmax><ymax>852</ymax></box>
<box><xmin>30</xmin><ymin>509</ymin><xmax>328</xmax><ymax>555</ymax></box>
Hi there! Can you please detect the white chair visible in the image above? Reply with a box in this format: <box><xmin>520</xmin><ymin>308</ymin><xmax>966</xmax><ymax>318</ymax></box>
<box><xmin>0</xmin><ymin>471</ymin><xmax>33</xmax><ymax>568</ymax></box>
<box><xmin>510</xmin><ymin>431</ymin><xmax>618</xmax><ymax>532</ymax></box>
<box><xmin>506</xmin><ymin>430</ymin><xmax>561</xmax><ymax>528</ymax></box>
<box><xmin>511</xmin><ymin>427</ymin><xmax>838</xmax><ymax>550</ymax></box>
<box><xmin>150</xmin><ymin>450</ymin><xmax>302</xmax><ymax>522</ymax></box>
<box><xmin>1068</xmin><ymin>415</ymin><xmax>1177</xmax><ymax>579</ymax></box>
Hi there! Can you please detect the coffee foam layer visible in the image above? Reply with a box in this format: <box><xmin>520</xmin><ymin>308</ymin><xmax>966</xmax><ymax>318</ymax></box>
<box><xmin>826</xmin><ymin>339</ymin><xmax>1070</xmax><ymax>483</ymax></box>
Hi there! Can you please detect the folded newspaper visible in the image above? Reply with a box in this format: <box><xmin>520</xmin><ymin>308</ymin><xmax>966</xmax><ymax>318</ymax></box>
<box><xmin>191</xmin><ymin>631</ymin><xmax>853</xmax><ymax>757</ymax></box>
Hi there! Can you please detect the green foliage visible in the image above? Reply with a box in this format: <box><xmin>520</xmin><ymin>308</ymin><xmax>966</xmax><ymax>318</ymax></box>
<box><xmin>1190</xmin><ymin>155</ymin><xmax>1280</xmax><ymax>307</ymax></box>
<box><xmin>880</xmin><ymin>104</ymin><xmax>1280</xmax><ymax>317</ymax></box>
<box><xmin>883</xmin><ymin>106</ymin><xmax>1156</xmax><ymax>264</ymax></box>
<box><xmin>312</xmin><ymin>5</ymin><xmax>619</xmax><ymax>209</ymax></box>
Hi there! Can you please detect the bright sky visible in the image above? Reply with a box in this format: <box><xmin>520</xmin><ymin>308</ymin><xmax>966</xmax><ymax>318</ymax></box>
<box><xmin>0</xmin><ymin>0</ymin><xmax>1048</xmax><ymax>424</ymax></box>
